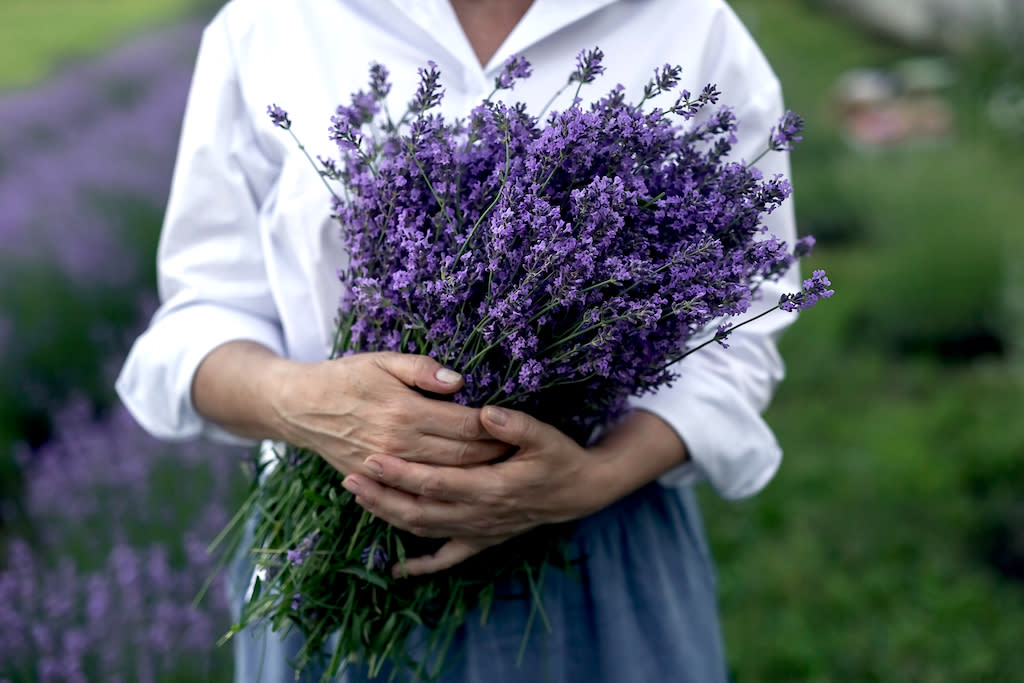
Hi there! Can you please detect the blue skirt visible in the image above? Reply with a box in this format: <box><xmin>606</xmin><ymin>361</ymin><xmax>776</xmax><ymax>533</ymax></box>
<box><xmin>228</xmin><ymin>483</ymin><xmax>728</xmax><ymax>683</ymax></box>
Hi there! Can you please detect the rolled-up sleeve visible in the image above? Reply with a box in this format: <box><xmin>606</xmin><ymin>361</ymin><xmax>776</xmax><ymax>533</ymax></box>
<box><xmin>636</xmin><ymin>68</ymin><xmax>801</xmax><ymax>500</ymax></box>
<box><xmin>116</xmin><ymin>17</ymin><xmax>284</xmax><ymax>444</ymax></box>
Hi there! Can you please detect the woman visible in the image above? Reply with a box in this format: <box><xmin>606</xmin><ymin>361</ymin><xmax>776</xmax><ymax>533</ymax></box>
<box><xmin>117</xmin><ymin>0</ymin><xmax>800</xmax><ymax>680</ymax></box>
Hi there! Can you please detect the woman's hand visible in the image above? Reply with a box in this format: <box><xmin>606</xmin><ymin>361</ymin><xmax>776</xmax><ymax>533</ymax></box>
<box><xmin>272</xmin><ymin>352</ymin><xmax>508</xmax><ymax>476</ymax></box>
<box><xmin>192</xmin><ymin>342</ymin><xmax>508</xmax><ymax>478</ymax></box>
<box><xmin>342</xmin><ymin>407</ymin><xmax>689</xmax><ymax>576</ymax></box>
<box><xmin>340</xmin><ymin>406</ymin><xmax>650</xmax><ymax>575</ymax></box>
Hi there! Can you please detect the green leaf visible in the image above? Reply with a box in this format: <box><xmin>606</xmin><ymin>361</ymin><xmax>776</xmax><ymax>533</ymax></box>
<box><xmin>337</xmin><ymin>566</ymin><xmax>390</xmax><ymax>589</ymax></box>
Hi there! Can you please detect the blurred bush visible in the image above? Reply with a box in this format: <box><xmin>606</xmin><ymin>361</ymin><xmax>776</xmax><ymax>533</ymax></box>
<box><xmin>838</xmin><ymin>148</ymin><xmax>1012</xmax><ymax>363</ymax></box>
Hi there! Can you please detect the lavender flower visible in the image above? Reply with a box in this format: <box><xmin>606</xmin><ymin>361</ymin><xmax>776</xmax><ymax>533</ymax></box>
<box><xmin>360</xmin><ymin>545</ymin><xmax>390</xmax><ymax>571</ymax></box>
<box><xmin>794</xmin><ymin>235</ymin><xmax>816</xmax><ymax>258</ymax></box>
<box><xmin>286</xmin><ymin>533</ymin><xmax>320</xmax><ymax>566</ymax></box>
<box><xmin>1</xmin><ymin>400</ymin><xmax>242</xmax><ymax>681</ymax></box>
<box><xmin>769</xmin><ymin>109</ymin><xmax>805</xmax><ymax>152</ymax></box>
<box><xmin>494</xmin><ymin>55</ymin><xmax>533</xmax><ymax>91</ymax></box>
<box><xmin>569</xmin><ymin>47</ymin><xmax>605</xmax><ymax>84</ymax></box>
<box><xmin>368</xmin><ymin>62</ymin><xmax>391</xmax><ymax>100</ymax></box>
<box><xmin>267</xmin><ymin>103</ymin><xmax>291</xmax><ymax>129</ymax></box>
<box><xmin>779</xmin><ymin>269</ymin><xmax>835</xmax><ymax>311</ymax></box>
<box><xmin>408</xmin><ymin>61</ymin><xmax>444</xmax><ymax>114</ymax></box>
<box><xmin>0</xmin><ymin>24</ymin><xmax>198</xmax><ymax>286</ymax></box>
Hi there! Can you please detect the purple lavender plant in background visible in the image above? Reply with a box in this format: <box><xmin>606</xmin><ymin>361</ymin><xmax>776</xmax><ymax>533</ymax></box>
<box><xmin>0</xmin><ymin>22</ymin><xmax>203</xmax><ymax>460</ymax></box>
<box><xmin>0</xmin><ymin>15</ymin><xmax>248</xmax><ymax>683</ymax></box>
<box><xmin>0</xmin><ymin>21</ymin><xmax>202</xmax><ymax>286</ymax></box>
<box><xmin>0</xmin><ymin>400</ymin><xmax>246</xmax><ymax>682</ymax></box>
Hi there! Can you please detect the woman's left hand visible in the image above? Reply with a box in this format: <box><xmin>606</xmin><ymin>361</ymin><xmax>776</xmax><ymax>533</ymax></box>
<box><xmin>341</xmin><ymin>405</ymin><xmax>618</xmax><ymax>576</ymax></box>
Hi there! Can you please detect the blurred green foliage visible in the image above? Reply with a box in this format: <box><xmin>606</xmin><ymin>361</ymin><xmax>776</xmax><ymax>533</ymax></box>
<box><xmin>710</xmin><ymin>1</ymin><xmax>1024</xmax><ymax>680</ymax></box>
<box><xmin>0</xmin><ymin>0</ymin><xmax>210</xmax><ymax>92</ymax></box>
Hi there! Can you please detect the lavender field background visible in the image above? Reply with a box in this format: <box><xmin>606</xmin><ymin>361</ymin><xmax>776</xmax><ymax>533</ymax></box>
<box><xmin>2</xmin><ymin>0</ymin><xmax>1024</xmax><ymax>681</ymax></box>
<box><xmin>0</xmin><ymin>3</ymin><xmax>247</xmax><ymax>681</ymax></box>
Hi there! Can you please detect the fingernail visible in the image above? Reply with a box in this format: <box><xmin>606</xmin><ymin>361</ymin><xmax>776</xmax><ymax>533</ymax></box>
<box><xmin>365</xmin><ymin>458</ymin><xmax>383</xmax><ymax>476</ymax></box>
<box><xmin>486</xmin><ymin>406</ymin><xmax>508</xmax><ymax>426</ymax></box>
<box><xmin>342</xmin><ymin>477</ymin><xmax>361</xmax><ymax>494</ymax></box>
<box><xmin>435</xmin><ymin>367</ymin><xmax>462</xmax><ymax>384</ymax></box>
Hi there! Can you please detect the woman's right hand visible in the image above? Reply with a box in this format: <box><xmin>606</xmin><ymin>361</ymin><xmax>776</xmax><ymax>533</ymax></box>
<box><xmin>192</xmin><ymin>342</ymin><xmax>507</xmax><ymax>478</ymax></box>
<box><xmin>272</xmin><ymin>351</ymin><xmax>507</xmax><ymax>476</ymax></box>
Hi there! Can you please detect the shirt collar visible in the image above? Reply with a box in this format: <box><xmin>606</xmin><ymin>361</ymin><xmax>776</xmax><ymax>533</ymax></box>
<box><xmin>385</xmin><ymin>0</ymin><xmax>620</xmax><ymax>74</ymax></box>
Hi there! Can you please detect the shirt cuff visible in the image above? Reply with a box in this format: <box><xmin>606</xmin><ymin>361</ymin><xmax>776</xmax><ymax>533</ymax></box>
<box><xmin>116</xmin><ymin>302</ymin><xmax>286</xmax><ymax>445</ymax></box>
<box><xmin>630</xmin><ymin>369</ymin><xmax>782</xmax><ymax>500</ymax></box>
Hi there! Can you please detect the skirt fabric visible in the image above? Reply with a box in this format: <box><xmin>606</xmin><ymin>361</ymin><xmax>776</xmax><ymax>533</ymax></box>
<box><xmin>227</xmin><ymin>482</ymin><xmax>728</xmax><ymax>683</ymax></box>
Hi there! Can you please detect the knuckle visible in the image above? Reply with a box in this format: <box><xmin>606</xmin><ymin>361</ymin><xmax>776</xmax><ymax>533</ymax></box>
<box><xmin>381</xmin><ymin>401</ymin><xmax>410</xmax><ymax>425</ymax></box>
<box><xmin>414</xmin><ymin>354</ymin><xmax>437</xmax><ymax>377</ymax></box>
<box><xmin>421</xmin><ymin>475</ymin><xmax>446</xmax><ymax>498</ymax></box>
<box><xmin>458</xmin><ymin>412</ymin><xmax>481</xmax><ymax>440</ymax></box>
<box><xmin>469</xmin><ymin>516</ymin><xmax>498</xmax><ymax>534</ymax></box>
<box><xmin>484</xmin><ymin>481</ymin><xmax>511</xmax><ymax>506</ymax></box>
<box><xmin>374</xmin><ymin>433</ymin><xmax>403</xmax><ymax>455</ymax></box>
<box><xmin>402</xmin><ymin>507</ymin><xmax>427</xmax><ymax>530</ymax></box>
<box><xmin>451</xmin><ymin>441</ymin><xmax>473</xmax><ymax>467</ymax></box>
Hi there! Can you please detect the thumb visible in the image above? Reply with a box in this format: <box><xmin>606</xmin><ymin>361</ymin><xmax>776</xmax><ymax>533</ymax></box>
<box><xmin>480</xmin><ymin>405</ymin><xmax>546</xmax><ymax>448</ymax></box>
<box><xmin>373</xmin><ymin>352</ymin><xmax>464</xmax><ymax>395</ymax></box>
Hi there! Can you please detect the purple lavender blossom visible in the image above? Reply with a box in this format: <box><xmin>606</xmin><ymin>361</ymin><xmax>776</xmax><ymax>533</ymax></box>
<box><xmin>267</xmin><ymin>103</ymin><xmax>291</xmax><ymax>129</ymax></box>
<box><xmin>408</xmin><ymin>61</ymin><xmax>444</xmax><ymax>114</ymax></box>
<box><xmin>769</xmin><ymin>109</ymin><xmax>805</xmax><ymax>152</ymax></box>
<box><xmin>0</xmin><ymin>22</ymin><xmax>200</xmax><ymax>286</ymax></box>
<box><xmin>1</xmin><ymin>400</ymin><xmax>243</xmax><ymax>681</ymax></box>
<box><xmin>494</xmin><ymin>55</ymin><xmax>533</xmax><ymax>91</ymax></box>
<box><xmin>287</xmin><ymin>533</ymin><xmax>320</xmax><ymax>566</ymax></box>
<box><xmin>316</xmin><ymin>57</ymin><xmax>826</xmax><ymax>435</ymax></box>
<box><xmin>368</xmin><ymin>63</ymin><xmax>391</xmax><ymax>99</ymax></box>
<box><xmin>793</xmin><ymin>235</ymin><xmax>816</xmax><ymax>258</ymax></box>
<box><xmin>360</xmin><ymin>545</ymin><xmax>390</xmax><ymax>571</ymax></box>
<box><xmin>569</xmin><ymin>47</ymin><xmax>605</xmax><ymax>84</ymax></box>
<box><xmin>779</xmin><ymin>269</ymin><xmax>835</xmax><ymax>311</ymax></box>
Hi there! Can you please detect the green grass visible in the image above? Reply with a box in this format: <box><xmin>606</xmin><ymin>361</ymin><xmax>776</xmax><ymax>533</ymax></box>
<box><xmin>0</xmin><ymin>0</ymin><xmax>204</xmax><ymax>92</ymax></box>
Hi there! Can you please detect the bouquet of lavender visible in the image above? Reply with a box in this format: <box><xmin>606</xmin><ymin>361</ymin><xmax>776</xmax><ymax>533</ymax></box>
<box><xmin>216</xmin><ymin>49</ymin><xmax>832</xmax><ymax>680</ymax></box>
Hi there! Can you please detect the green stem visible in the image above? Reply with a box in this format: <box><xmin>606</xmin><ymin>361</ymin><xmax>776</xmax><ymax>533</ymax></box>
<box><xmin>287</xmin><ymin>129</ymin><xmax>344</xmax><ymax>204</ymax></box>
<box><xmin>539</xmin><ymin>81</ymin><xmax>573</xmax><ymax>119</ymax></box>
<box><xmin>662</xmin><ymin>303</ymin><xmax>786</xmax><ymax>371</ymax></box>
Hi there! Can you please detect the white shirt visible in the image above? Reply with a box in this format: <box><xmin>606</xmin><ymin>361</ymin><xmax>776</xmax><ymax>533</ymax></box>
<box><xmin>116</xmin><ymin>0</ymin><xmax>800</xmax><ymax>500</ymax></box>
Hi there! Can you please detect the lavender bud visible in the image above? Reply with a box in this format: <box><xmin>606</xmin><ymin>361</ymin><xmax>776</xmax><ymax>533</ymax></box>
<box><xmin>360</xmin><ymin>545</ymin><xmax>390</xmax><ymax>571</ymax></box>
<box><xmin>779</xmin><ymin>269</ymin><xmax>834</xmax><ymax>311</ymax></box>
<box><xmin>286</xmin><ymin>533</ymin><xmax>320</xmax><ymax>566</ymax></box>
<box><xmin>368</xmin><ymin>62</ymin><xmax>391</xmax><ymax>99</ymax></box>
<box><xmin>267</xmin><ymin>104</ymin><xmax>291</xmax><ymax>130</ymax></box>
<box><xmin>494</xmin><ymin>55</ymin><xmax>532</xmax><ymax>90</ymax></box>
<box><xmin>569</xmin><ymin>47</ymin><xmax>605</xmax><ymax>84</ymax></box>
<box><xmin>769</xmin><ymin>109</ymin><xmax>804</xmax><ymax>152</ymax></box>
<box><xmin>793</xmin><ymin>235</ymin><xmax>815</xmax><ymax>258</ymax></box>
<box><xmin>408</xmin><ymin>61</ymin><xmax>444</xmax><ymax>114</ymax></box>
